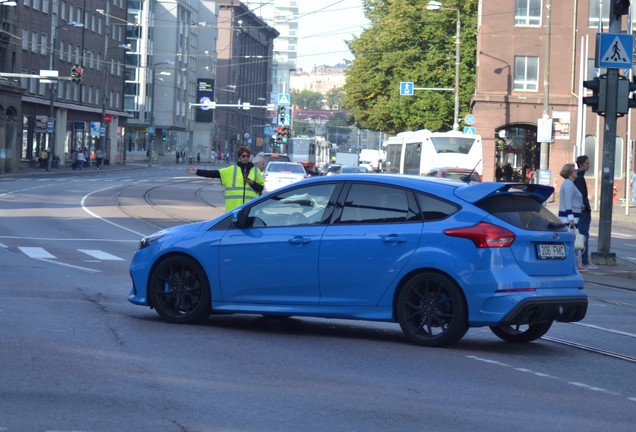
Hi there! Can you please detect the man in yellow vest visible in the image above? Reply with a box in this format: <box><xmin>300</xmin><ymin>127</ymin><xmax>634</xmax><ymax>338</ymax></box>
<box><xmin>186</xmin><ymin>146</ymin><xmax>264</xmax><ymax>212</ymax></box>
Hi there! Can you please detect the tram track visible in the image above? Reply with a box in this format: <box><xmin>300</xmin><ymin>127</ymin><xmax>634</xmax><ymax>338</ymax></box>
<box><xmin>542</xmin><ymin>336</ymin><xmax>636</xmax><ymax>364</ymax></box>
<box><xmin>112</xmin><ymin>179</ymin><xmax>221</xmax><ymax>230</ymax></box>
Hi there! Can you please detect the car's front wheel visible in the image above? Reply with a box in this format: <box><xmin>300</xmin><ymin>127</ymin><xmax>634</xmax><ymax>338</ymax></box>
<box><xmin>489</xmin><ymin>322</ymin><xmax>553</xmax><ymax>343</ymax></box>
<box><xmin>148</xmin><ymin>255</ymin><xmax>211</xmax><ymax>324</ymax></box>
<box><xmin>396</xmin><ymin>272</ymin><xmax>468</xmax><ymax>347</ymax></box>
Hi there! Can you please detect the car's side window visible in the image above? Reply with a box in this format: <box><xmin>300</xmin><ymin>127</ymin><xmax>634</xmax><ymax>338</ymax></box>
<box><xmin>340</xmin><ymin>184</ymin><xmax>416</xmax><ymax>223</ymax></box>
<box><xmin>247</xmin><ymin>184</ymin><xmax>337</xmax><ymax>227</ymax></box>
<box><xmin>416</xmin><ymin>193</ymin><xmax>459</xmax><ymax>221</ymax></box>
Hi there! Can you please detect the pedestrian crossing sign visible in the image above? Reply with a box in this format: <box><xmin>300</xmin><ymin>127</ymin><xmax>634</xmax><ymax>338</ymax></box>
<box><xmin>597</xmin><ymin>33</ymin><xmax>633</xmax><ymax>69</ymax></box>
<box><xmin>277</xmin><ymin>93</ymin><xmax>290</xmax><ymax>105</ymax></box>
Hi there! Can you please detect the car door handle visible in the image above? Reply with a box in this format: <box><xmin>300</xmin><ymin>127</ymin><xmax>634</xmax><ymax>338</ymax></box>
<box><xmin>288</xmin><ymin>236</ymin><xmax>310</xmax><ymax>245</ymax></box>
<box><xmin>383</xmin><ymin>234</ymin><xmax>407</xmax><ymax>244</ymax></box>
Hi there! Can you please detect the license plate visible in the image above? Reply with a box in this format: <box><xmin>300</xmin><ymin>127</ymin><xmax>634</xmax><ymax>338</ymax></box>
<box><xmin>537</xmin><ymin>244</ymin><xmax>566</xmax><ymax>259</ymax></box>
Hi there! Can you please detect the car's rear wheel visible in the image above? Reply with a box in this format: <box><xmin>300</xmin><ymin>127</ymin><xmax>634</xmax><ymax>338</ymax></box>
<box><xmin>148</xmin><ymin>255</ymin><xmax>211</xmax><ymax>324</ymax></box>
<box><xmin>396</xmin><ymin>272</ymin><xmax>468</xmax><ymax>347</ymax></box>
<box><xmin>490</xmin><ymin>322</ymin><xmax>552</xmax><ymax>343</ymax></box>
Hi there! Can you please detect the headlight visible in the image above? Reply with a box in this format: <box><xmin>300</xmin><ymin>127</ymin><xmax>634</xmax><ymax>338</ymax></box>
<box><xmin>139</xmin><ymin>232</ymin><xmax>165</xmax><ymax>249</ymax></box>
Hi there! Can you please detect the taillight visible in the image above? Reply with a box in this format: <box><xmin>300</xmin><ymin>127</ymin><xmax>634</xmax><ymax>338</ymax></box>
<box><xmin>444</xmin><ymin>222</ymin><xmax>515</xmax><ymax>248</ymax></box>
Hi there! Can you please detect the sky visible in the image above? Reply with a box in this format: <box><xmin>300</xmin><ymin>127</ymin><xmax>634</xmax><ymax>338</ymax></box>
<box><xmin>296</xmin><ymin>0</ymin><xmax>369</xmax><ymax>71</ymax></box>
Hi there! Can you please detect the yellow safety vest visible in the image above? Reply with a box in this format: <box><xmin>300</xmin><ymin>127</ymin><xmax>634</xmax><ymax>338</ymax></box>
<box><xmin>219</xmin><ymin>165</ymin><xmax>263</xmax><ymax>212</ymax></box>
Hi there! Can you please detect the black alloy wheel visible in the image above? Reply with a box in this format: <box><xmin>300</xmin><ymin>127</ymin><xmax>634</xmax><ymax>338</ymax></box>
<box><xmin>396</xmin><ymin>272</ymin><xmax>468</xmax><ymax>347</ymax></box>
<box><xmin>148</xmin><ymin>255</ymin><xmax>211</xmax><ymax>324</ymax></box>
<box><xmin>489</xmin><ymin>322</ymin><xmax>553</xmax><ymax>343</ymax></box>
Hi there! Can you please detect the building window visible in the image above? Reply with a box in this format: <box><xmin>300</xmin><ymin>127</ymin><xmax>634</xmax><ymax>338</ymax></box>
<box><xmin>40</xmin><ymin>34</ymin><xmax>48</xmax><ymax>56</ymax></box>
<box><xmin>513</xmin><ymin>56</ymin><xmax>539</xmax><ymax>91</ymax></box>
<box><xmin>31</xmin><ymin>31</ymin><xmax>38</xmax><ymax>53</ymax></box>
<box><xmin>589</xmin><ymin>0</ymin><xmax>610</xmax><ymax>28</ymax></box>
<box><xmin>515</xmin><ymin>0</ymin><xmax>541</xmax><ymax>26</ymax></box>
<box><xmin>22</xmin><ymin>29</ymin><xmax>29</xmax><ymax>50</ymax></box>
<box><xmin>42</xmin><ymin>0</ymin><xmax>49</xmax><ymax>14</ymax></box>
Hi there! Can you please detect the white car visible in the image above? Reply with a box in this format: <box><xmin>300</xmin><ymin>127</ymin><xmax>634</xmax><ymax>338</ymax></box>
<box><xmin>263</xmin><ymin>161</ymin><xmax>308</xmax><ymax>193</ymax></box>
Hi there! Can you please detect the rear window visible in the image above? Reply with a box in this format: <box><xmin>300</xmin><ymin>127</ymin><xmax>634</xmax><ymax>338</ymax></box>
<box><xmin>477</xmin><ymin>195</ymin><xmax>566</xmax><ymax>231</ymax></box>
<box><xmin>442</xmin><ymin>171</ymin><xmax>481</xmax><ymax>182</ymax></box>
<box><xmin>268</xmin><ymin>163</ymin><xmax>304</xmax><ymax>173</ymax></box>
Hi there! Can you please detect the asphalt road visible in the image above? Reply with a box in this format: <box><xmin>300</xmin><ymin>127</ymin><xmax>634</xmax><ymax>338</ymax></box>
<box><xmin>1</xmin><ymin>166</ymin><xmax>635</xmax><ymax>432</ymax></box>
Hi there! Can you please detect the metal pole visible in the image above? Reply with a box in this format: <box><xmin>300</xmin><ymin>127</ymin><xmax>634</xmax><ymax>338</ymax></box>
<box><xmin>593</xmin><ymin>8</ymin><xmax>622</xmax><ymax>266</ymax></box>
<box><xmin>540</xmin><ymin>0</ymin><xmax>551</xmax><ymax>170</ymax></box>
<box><xmin>149</xmin><ymin>67</ymin><xmax>155</xmax><ymax>167</ymax></box>
<box><xmin>453</xmin><ymin>10</ymin><xmax>461</xmax><ymax>131</ymax></box>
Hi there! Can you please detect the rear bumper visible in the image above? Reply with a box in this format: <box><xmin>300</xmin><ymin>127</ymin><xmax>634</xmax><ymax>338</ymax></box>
<box><xmin>500</xmin><ymin>296</ymin><xmax>588</xmax><ymax>325</ymax></box>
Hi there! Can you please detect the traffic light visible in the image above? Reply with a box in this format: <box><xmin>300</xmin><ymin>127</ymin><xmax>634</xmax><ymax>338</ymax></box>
<box><xmin>276</xmin><ymin>126</ymin><xmax>284</xmax><ymax>146</ymax></box>
<box><xmin>612</xmin><ymin>0</ymin><xmax>631</xmax><ymax>17</ymax></box>
<box><xmin>582</xmin><ymin>76</ymin><xmax>607</xmax><ymax>115</ymax></box>
<box><xmin>71</xmin><ymin>66</ymin><xmax>83</xmax><ymax>83</ymax></box>
<box><xmin>620</xmin><ymin>76</ymin><xmax>636</xmax><ymax>114</ymax></box>
<box><xmin>278</xmin><ymin>106</ymin><xmax>286</xmax><ymax>125</ymax></box>
<box><xmin>281</xmin><ymin>126</ymin><xmax>289</xmax><ymax>143</ymax></box>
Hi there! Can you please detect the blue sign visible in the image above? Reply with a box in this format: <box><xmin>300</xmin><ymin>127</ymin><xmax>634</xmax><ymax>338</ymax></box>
<box><xmin>463</xmin><ymin>126</ymin><xmax>476</xmax><ymax>135</ymax></box>
<box><xmin>598</xmin><ymin>33</ymin><xmax>634</xmax><ymax>69</ymax></box>
<box><xmin>400</xmin><ymin>82</ymin><xmax>414</xmax><ymax>96</ymax></box>
<box><xmin>464</xmin><ymin>114</ymin><xmax>475</xmax><ymax>125</ymax></box>
<box><xmin>277</xmin><ymin>93</ymin><xmax>291</xmax><ymax>105</ymax></box>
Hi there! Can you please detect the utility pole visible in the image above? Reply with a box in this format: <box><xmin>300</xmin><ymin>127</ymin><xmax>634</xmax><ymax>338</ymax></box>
<box><xmin>587</xmin><ymin>0</ymin><xmax>633</xmax><ymax>265</ymax></box>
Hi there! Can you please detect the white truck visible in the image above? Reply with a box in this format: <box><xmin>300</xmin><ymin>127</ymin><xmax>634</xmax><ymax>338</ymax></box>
<box><xmin>359</xmin><ymin>149</ymin><xmax>385</xmax><ymax>172</ymax></box>
<box><xmin>335</xmin><ymin>152</ymin><xmax>359</xmax><ymax>166</ymax></box>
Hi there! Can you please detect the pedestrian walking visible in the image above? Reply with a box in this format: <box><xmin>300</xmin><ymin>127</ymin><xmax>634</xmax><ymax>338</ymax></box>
<box><xmin>185</xmin><ymin>146</ymin><xmax>264</xmax><ymax>212</ymax></box>
<box><xmin>96</xmin><ymin>148</ymin><xmax>104</xmax><ymax>169</ymax></box>
<box><xmin>76</xmin><ymin>148</ymin><xmax>85</xmax><ymax>170</ymax></box>
<box><xmin>39</xmin><ymin>148</ymin><xmax>49</xmax><ymax>170</ymax></box>
<box><xmin>574</xmin><ymin>155</ymin><xmax>597</xmax><ymax>269</ymax></box>
<box><xmin>558</xmin><ymin>163</ymin><xmax>584</xmax><ymax>271</ymax></box>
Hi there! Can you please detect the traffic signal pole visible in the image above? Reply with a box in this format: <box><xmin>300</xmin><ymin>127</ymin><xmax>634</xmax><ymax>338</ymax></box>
<box><xmin>592</xmin><ymin>3</ymin><xmax>630</xmax><ymax>266</ymax></box>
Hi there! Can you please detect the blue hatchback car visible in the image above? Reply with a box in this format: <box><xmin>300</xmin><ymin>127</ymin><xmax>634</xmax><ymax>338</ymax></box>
<box><xmin>128</xmin><ymin>174</ymin><xmax>587</xmax><ymax>347</ymax></box>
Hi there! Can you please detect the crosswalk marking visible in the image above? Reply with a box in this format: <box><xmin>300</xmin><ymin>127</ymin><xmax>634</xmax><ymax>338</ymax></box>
<box><xmin>18</xmin><ymin>247</ymin><xmax>56</xmax><ymax>259</ymax></box>
<box><xmin>78</xmin><ymin>249</ymin><xmax>125</xmax><ymax>261</ymax></box>
<box><xmin>16</xmin><ymin>246</ymin><xmax>126</xmax><ymax>262</ymax></box>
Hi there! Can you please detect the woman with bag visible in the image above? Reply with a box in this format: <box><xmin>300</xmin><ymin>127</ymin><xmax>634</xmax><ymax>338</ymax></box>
<box><xmin>558</xmin><ymin>163</ymin><xmax>585</xmax><ymax>270</ymax></box>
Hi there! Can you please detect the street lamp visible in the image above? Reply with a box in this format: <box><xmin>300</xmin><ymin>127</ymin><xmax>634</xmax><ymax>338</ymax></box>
<box><xmin>148</xmin><ymin>61</ymin><xmax>174</xmax><ymax>167</ymax></box>
<box><xmin>48</xmin><ymin>21</ymin><xmax>84</xmax><ymax>170</ymax></box>
<box><xmin>427</xmin><ymin>0</ymin><xmax>461</xmax><ymax>131</ymax></box>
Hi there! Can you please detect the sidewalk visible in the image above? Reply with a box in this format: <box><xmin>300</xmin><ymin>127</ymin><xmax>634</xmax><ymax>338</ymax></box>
<box><xmin>8</xmin><ymin>160</ymin><xmax>151</xmax><ymax>177</ymax></box>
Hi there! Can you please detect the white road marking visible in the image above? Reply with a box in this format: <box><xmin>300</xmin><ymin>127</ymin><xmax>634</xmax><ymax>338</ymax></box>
<box><xmin>18</xmin><ymin>247</ymin><xmax>56</xmax><ymax>259</ymax></box>
<box><xmin>80</xmin><ymin>185</ymin><xmax>147</xmax><ymax>237</ymax></box>
<box><xmin>78</xmin><ymin>249</ymin><xmax>125</xmax><ymax>261</ymax></box>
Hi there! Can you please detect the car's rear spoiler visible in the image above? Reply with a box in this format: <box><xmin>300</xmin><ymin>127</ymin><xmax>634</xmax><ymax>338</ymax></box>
<box><xmin>454</xmin><ymin>182</ymin><xmax>555</xmax><ymax>204</ymax></box>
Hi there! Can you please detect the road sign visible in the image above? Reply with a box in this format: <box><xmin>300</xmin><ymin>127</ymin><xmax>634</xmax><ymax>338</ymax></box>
<box><xmin>464</xmin><ymin>114</ymin><xmax>475</xmax><ymax>125</ymax></box>
<box><xmin>400</xmin><ymin>82</ymin><xmax>414</xmax><ymax>96</ymax></box>
<box><xmin>277</xmin><ymin>93</ymin><xmax>290</xmax><ymax>105</ymax></box>
<box><xmin>598</xmin><ymin>33</ymin><xmax>634</xmax><ymax>69</ymax></box>
<box><xmin>463</xmin><ymin>126</ymin><xmax>476</xmax><ymax>135</ymax></box>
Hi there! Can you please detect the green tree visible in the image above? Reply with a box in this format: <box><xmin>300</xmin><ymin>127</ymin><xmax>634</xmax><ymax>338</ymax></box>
<box><xmin>291</xmin><ymin>90</ymin><xmax>325</xmax><ymax>109</ymax></box>
<box><xmin>343</xmin><ymin>0</ymin><xmax>477</xmax><ymax>135</ymax></box>
<box><xmin>325</xmin><ymin>87</ymin><xmax>345</xmax><ymax>110</ymax></box>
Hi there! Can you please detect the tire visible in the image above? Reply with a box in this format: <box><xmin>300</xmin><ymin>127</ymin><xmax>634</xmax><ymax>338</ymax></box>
<box><xmin>148</xmin><ymin>255</ymin><xmax>211</xmax><ymax>324</ymax></box>
<box><xmin>396</xmin><ymin>272</ymin><xmax>468</xmax><ymax>347</ymax></box>
<box><xmin>490</xmin><ymin>322</ymin><xmax>553</xmax><ymax>343</ymax></box>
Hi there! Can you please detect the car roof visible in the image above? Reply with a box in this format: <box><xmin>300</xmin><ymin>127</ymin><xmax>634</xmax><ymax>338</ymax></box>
<box><xmin>295</xmin><ymin>174</ymin><xmax>554</xmax><ymax>205</ymax></box>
